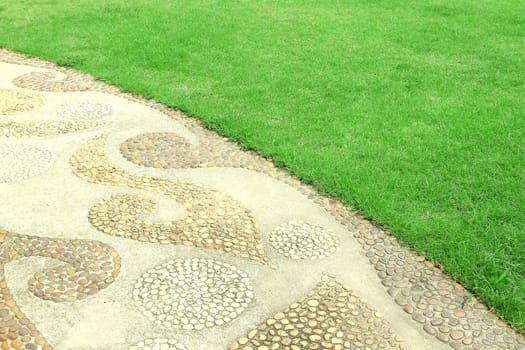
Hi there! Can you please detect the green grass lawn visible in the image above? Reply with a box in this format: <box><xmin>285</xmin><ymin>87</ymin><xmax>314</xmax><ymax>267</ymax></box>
<box><xmin>1</xmin><ymin>0</ymin><xmax>523</xmax><ymax>330</ymax></box>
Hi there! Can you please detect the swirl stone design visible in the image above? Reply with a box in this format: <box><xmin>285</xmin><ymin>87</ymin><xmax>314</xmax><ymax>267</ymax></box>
<box><xmin>72</xmin><ymin>133</ymin><xmax>273</xmax><ymax>267</ymax></box>
<box><xmin>0</xmin><ymin>143</ymin><xmax>55</xmax><ymax>183</ymax></box>
<box><xmin>0</xmin><ymin>228</ymin><xmax>121</xmax><ymax>349</ymax></box>
<box><xmin>230</xmin><ymin>274</ymin><xmax>405</xmax><ymax>350</ymax></box>
<box><xmin>0</xmin><ymin>88</ymin><xmax>45</xmax><ymax>115</ymax></box>
<box><xmin>120</xmin><ymin>132</ymin><xmax>256</xmax><ymax>169</ymax></box>
<box><xmin>133</xmin><ymin>258</ymin><xmax>253</xmax><ymax>330</ymax></box>
<box><xmin>269</xmin><ymin>221</ymin><xmax>339</xmax><ymax>260</ymax></box>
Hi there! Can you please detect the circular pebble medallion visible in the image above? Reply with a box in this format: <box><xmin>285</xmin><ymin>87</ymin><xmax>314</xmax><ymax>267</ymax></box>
<box><xmin>0</xmin><ymin>88</ymin><xmax>45</xmax><ymax>115</ymax></box>
<box><xmin>133</xmin><ymin>258</ymin><xmax>253</xmax><ymax>330</ymax></box>
<box><xmin>56</xmin><ymin>100</ymin><xmax>112</xmax><ymax>120</ymax></box>
<box><xmin>0</xmin><ymin>144</ymin><xmax>56</xmax><ymax>183</ymax></box>
<box><xmin>129</xmin><ymin>338</ymin><xmax>186</xmax><ymax>350</ymax></box>
<box><xmin>269</xmin><ymin>221</ymin><xmax>339</xmax><ymax>260</ymax></box>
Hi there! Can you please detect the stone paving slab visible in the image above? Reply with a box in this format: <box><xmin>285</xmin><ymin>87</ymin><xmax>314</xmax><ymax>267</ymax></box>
<box><xmin>0</xmin><ymin>49</ymin><xmax>523</xmax><ymax>350</ymax></box>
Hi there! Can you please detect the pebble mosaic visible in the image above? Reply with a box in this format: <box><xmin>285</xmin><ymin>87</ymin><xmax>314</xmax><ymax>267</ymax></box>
<box><xmin>120</xmin><ymin>132</ymin><xmax>258</xmax><ymax>169</ymax></box>
<box><xmin>56</xmin><ymin>100</ymin><xmax>112</xmax><ymax>120</ymax></box>
<box><xmin>0</xmin><ymin>143</ymin><xmax>55</xmax><ymax>183</ymax></box>
<box><xmin>0</xmin><ymin>120</ymin><xmax>104</xmax><ymax>138</ymax></box>
<box><xmin>72</xmin><ymin>134</ymin><xmax>273</xmax><ymax>267</ymax></box>
<box><xmin>0</xmin><ymin>228</ymin><xmax>121</xmax><ymax>349</ymax></box>
<box><xmin>269</xmin><ymin>221</ymin><xmax>339</xmax><ymax>260</ymax></box>
<box><xmin>12</xmin><ymin>71</ymin><xmax>96</xmax><ymax>92</ymax></box>
<box><xmin>133</xmin><ymin>258</ymin><xmax>253</xmax><ymax>330</ymax></box>
<box><xmin>0</xmin><ymin>88</ymin><xmax>45</xmax><ymax>115</ymax></box>
<box><xmin>1</xmin><ymin>49</ymin><xmax>524</xmax><ymax>349</ymax></box>
<box><xmin>229</xmin><ymin>273</ymin><xmax>405</xmax><ymax>350</ymax></box>
<box><xmin>129</xmin><ymin>338</ymin><xmax>187</xmax><ymax>350</ymax></box>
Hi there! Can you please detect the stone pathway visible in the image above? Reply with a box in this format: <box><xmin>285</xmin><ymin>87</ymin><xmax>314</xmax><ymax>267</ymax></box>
<box><xmin>0</xmin><ymin>49</ymin><xmax>523</xmax><ymax>350</ymax></box>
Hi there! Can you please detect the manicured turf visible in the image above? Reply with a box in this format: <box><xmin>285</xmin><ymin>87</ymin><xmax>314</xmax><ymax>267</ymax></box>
<box><xmin>1</xmin><ymin>0</ymin><xmax>523</xmax><ymax>330</ymax></box>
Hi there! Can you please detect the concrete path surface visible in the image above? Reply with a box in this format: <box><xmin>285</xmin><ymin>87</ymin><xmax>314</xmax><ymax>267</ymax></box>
<box><xmin>0</xmin><ymin>49</ymin><xmax>523</xmax><ymax>350</ymax></box>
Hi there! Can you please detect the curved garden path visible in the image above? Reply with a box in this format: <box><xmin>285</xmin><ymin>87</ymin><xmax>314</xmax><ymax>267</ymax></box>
<box><xmin>0</xmin><ymin>49</ymin><xmax>523</xmax><ymax>350</ymax></box>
